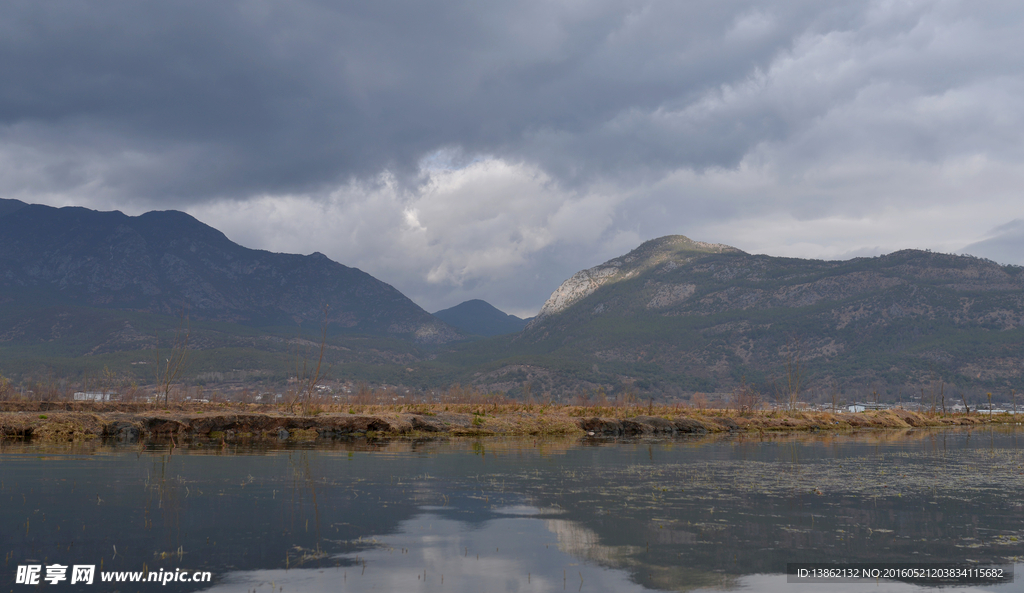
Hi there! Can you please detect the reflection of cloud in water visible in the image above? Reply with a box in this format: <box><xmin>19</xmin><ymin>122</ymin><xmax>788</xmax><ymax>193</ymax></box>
<box><xmin>545</xmin><ymin>518</ymin><xmax>642</xmax><ymax>566</ymax></box>
<box><xmin>199</xmin><ymin>506</ymin><xmax>650</xmax><ymax>592</ymax></box>
<box><xmin>544</xmin><ymin>519</ymin><xmax>738</xmax><ymax>592</ymax></box>
<box><xmin>493</xmin><ymin>504</ymin><xmax>565</xmax><ymax>516</ymax></box>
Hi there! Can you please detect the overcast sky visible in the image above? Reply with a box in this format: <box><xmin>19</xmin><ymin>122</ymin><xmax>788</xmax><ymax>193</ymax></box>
<box><xmin>3</xmin><ymin>0</ymin><xmax>1023</xmax><ymax>316</ymax></box>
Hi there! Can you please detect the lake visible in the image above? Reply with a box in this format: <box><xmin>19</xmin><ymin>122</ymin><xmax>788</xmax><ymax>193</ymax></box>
<box><xmin>2</xmin><ymin>428</ymin><xmax>1022</xmax><ymax>591</ymax></box>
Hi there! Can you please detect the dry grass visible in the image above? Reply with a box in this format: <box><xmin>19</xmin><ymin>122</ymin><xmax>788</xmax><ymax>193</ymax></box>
<box><xmin>0</xmin><ymin>412</ymin><xmax>107</xmax><ymax>441</ymax></box>
<box><xmin>1</xmin><ymin>396</ymin><xmax>1018</xmax><ymax>442</ymax></box>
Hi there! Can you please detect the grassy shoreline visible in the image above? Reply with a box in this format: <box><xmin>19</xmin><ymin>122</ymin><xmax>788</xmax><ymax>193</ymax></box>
<box><xmin>1</xmin><ymin>401</ymin><xmax>1019</xmax><ymax>442</ymax></box>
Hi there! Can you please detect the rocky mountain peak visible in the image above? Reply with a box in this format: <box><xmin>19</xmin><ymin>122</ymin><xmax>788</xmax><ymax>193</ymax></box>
<box><xmin>531</xmin><ymin>235</ymin><xmax>741</xmax><ymax>322</ymax></box>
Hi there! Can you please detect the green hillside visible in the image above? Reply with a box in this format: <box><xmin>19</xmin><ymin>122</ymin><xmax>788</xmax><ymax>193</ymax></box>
<box><xmin>421</xmin><ymin>237</ymin><xmax>1024</xmax><ymax>402</ymax></box>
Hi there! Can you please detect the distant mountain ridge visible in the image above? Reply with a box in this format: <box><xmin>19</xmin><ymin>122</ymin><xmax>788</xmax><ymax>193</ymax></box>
<box><xmin>433</xmin><ymin>299</ymin><xmax>529</xmax><ymax>336</ymax></box>
<box><xmin>0</xmin><ymin>199</ymin><xmax>459</xmax><ymax>343</ymax></box>
<box><xmin>450</xmin><ymin>235</ymin><xmax>1024</xmax><ymax>398</ymax></box>
<box><xmin>4</xmin><ymin>202</ymin><xmax>1023</xmax><ymax>402</ymax></box>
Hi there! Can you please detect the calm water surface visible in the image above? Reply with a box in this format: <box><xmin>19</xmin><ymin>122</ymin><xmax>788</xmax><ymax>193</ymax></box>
<box><xmin>2</xmin><ymin>428</ymin><xmax>1023</xmax><ymax>592</ymax></box>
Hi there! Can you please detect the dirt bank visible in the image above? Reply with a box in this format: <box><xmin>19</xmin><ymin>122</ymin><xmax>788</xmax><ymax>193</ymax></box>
<box><xmin>0</xmin><ymin>402</ymin><xmax>1016</xmax><ymax>442</ymax></box>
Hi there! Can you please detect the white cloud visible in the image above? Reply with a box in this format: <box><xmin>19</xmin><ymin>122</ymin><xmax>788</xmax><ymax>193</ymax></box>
<box><xmin>188</xmin><ymin>160</ymin><xmax>627</xmax><ymax>316</ymax></box>
<box><xmin>638</xmin><ymin>152</ymin><xmax>1024</xmax><ymax>261</ymax></box>
<box><xmin>188</xmin><ymin>145</ymin><xmax>1024</xmax><ymax>316</ymax></box>
<box><xmin>5</xmin><ymin>0</ymin><xmax>1024</xmax><ymax>314</ymax></box>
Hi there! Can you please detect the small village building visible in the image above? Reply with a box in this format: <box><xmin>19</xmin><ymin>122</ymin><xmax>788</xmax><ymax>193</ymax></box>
<box><xmin>847</xmin><ymin>402</ymin><xmax>890</xmax><ymax>413</ymax></box>
<box><xmin>73</xmin><ymin>391</ymin><xmax>115</xmax><ymax>402</ymax></box>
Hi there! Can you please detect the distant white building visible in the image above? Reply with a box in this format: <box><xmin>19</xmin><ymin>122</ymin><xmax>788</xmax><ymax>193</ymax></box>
<box><xmin>847</xmin><ymin>402</ymin><xmax>890</xmax><ymax>413</ymax></box>
<box><xmin>73</xmin><ymin>391</ymin><xmax>115</xmax><ymax>402</ymax></box>
<box><xmin>980</xmin><ymin>407</ymin><xmax>1009</xmax><ymax>415</ymax></box>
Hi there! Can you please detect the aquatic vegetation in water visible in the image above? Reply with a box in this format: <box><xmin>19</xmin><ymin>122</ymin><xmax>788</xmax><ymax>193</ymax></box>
<box><xmin>1</xmin><ymin>428</ymin><xmax>1022</xmax><ymax>592</ymax></box>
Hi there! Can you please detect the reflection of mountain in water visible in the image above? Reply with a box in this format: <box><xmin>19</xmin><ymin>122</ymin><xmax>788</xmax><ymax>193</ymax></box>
<box><xmin>2</xmin><ymin>430</ymin><xmax>1022</xmax><ymax>593</ymax></box>
<box><xmin>522</xmin><ymin>432</ymin><xmax>1024</xmax><ymax>588</ymax></box>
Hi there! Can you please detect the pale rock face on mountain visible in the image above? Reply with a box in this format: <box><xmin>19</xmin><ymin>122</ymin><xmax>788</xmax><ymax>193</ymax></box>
<box><xmin>529</xmin><ymin>236</ymin><xmax>739</xmax><ymax>326</ymax></box>
<box><xmin>647</xmin><ymin>283</ymin><xmax>696</xmax><ymax>309</ymax></box>
<box><xmin>534</xmin><ymin>266</ymin><xmax>621</xmax><ymax>319</ymax></box>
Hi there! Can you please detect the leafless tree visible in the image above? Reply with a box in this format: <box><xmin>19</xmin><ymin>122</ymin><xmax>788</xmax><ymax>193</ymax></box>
<box><xmin>288</xmin><ymin>305</ymin><xmax>330</xmax><ymax>415</ymax></box>
<box><xmin>733</xmin><ymin>377</ymin><xmax>761</xmax><ymax>414</ymax></box>
<box><xmin>0</xmin><ymin>373</ymin><xmax>11</xmax><ymax>401</ymax></box>
<box><xmin>692</xmin><ymin>391</ymin><xmax>708</xmax><ymax>413</ymax></box>
<box><xmin>156</xmin><ymin>306</ymin><xmax>191</xmax><ymax>404</ymax></box>
<box><xmin>773</xmin><ymin>337</ymin><xmax>802</xmax><ymax>410</ymax></box>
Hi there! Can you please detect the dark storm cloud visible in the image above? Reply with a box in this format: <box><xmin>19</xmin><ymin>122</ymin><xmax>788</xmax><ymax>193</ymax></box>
<box><xmin>0</xmin><ymin>0</ymin><xmax>868</xmax><ymax>204</ymax></box>
<box><xmin>3</xmin><ymin>0</ymin><xmax>1024</xmax><ymax>313</ymax></box>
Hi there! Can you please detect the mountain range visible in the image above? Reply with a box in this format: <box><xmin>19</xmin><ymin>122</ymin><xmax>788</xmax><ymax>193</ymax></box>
<box><xmin>0</xmin><ymin>198</ymin><xmax>456</xmax><ymax>340</ymax></box>
<box><xmin>2</xmin><ymin>199</ymin><xmax>1023</xmax><ymax>402</ymax></box>
<box><xmin>426</xmin><ymin>236</ymin><xmax>1024</xmax><ymax>401</ymax></box>
<box><xmin>0</xmin><ymin>199</ymin><xmax>466</xmax><ymax>382</ymax></box>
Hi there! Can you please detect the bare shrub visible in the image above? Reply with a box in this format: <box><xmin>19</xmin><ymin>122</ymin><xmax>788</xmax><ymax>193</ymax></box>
<box><xmin>120</xmin><ymin>382</ymin><xmax>144</xmax><ymax>403</ymax></box>
<box><xmin>0</xmin><ymin>373</ymin><xmax>12</xmax><ymax>401</ymax></box>
<box><xmin>774</xmin><ymin>338</ymin><xmax>802</xmax><ymax>411</ymax></box>
<box><xmin>732</xmin><ymin>379</ymin><xmax>761</xmax><ymax>414</ymax></box>
<box><xmin>285</xmin><ymin>306</ymin><xmax>330</xmax><ymax>415</ymax></box>
<box><xmin>572</xmin><ymin>389</ymin><xmax>591</xmax><ymax>407</ymax></box>
<box><xmin>156</xmin><ymin>307</ymin><xmax>191</xmax><ymax>404</ymax></box>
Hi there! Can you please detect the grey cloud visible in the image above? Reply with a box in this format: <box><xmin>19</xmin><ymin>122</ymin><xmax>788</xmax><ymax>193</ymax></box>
<box><xmin>962</xmin><ymin>220</ymin><xmax>1024</xmax><ymax>266</ymax></box>
<box><xmin>3</xmin><ymin>0</ymin><xmax>1024</xmax><ymax>314</ymax></box>
<box><xmin>0</xmin><ymin>0</ymin><xmax>942</xmax><ymax>204</ymax></box>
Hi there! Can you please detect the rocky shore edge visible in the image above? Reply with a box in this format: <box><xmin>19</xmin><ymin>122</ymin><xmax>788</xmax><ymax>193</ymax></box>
<box><xmin>0</xmin><ymin>403</ymin><xmax>1015</xmax><ymax>442</ymax></box>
